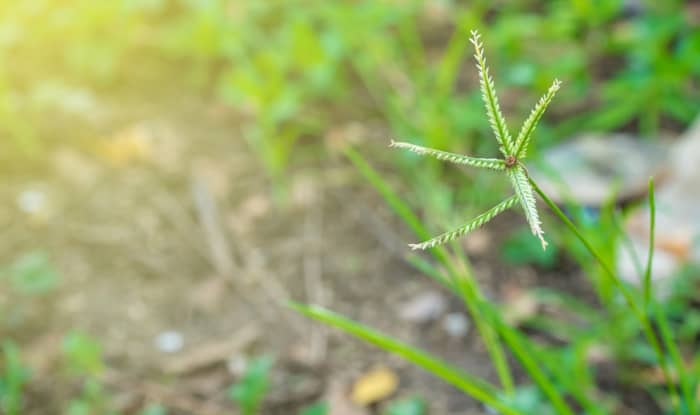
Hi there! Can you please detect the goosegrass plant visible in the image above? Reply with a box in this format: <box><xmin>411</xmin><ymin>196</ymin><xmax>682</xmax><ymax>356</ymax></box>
<box><xmin>295</xmin><ymin>30</ymin><xmax>698</xmax><ymax>414</ymax></box>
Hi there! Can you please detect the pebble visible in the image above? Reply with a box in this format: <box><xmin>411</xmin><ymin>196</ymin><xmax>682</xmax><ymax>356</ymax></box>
<box><xmin>155</xmin><ymin>330</ymin><xmax>184</xmax><ymax>353</ymax></box>
<box><xmin>442</xmin><ymin>312</ymin><xmax>470</xmax><ymax>338</ymax></box>
<box><xmin>397</xmin><ymin>291</ymin><xmax>448</xmax><ymax>324</ymax></box>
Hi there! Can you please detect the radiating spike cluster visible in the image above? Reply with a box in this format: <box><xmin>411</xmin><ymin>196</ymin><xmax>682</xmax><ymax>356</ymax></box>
<box><xmin>513</xmin><ymin>79</ymin><xmax>562</xmax><ymax>159</ymax></box>
<box><xmin>389</xmin><ymin>30</ymin><xmax>560</xmax><ymax>251</ymax></box>
<box><xmin>469</xmin><ymin>30</ymin><xmax>512</xmax><ymax>157</ymax></box>
<box><xmin>508</xmin><ymin>167</ymin><xmax>547</xmax><ymax>249</ymax></box>
<box><xmin>390</xmin><ymin>140</ymin><xmax>506</xmax><ymax>170</ymax></box>
<box><xmin>409</xmin><ymin>196</ymin><xmax>519</xmax><ymax>250</ymax></box>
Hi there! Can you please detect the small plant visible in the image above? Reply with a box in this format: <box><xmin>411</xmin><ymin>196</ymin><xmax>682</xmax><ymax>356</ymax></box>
<box><xmin>390</xmin><ymin>31</ymin><xmax>560</xmax><ymax>251</ymax></box>
<box><xmin>229</xmin><ymin>356</ymin><xmax>273</xmax><ymax>415</ymax></box>
<box><xmin>0</xmin><ymin>341</ymin><xmax>30</xmax><ymax>415</ymax></box>
<box><xmin>384</xmin><ymin>396</ymin><xmax>426</xmax><ymax>415</ymax></box>
<box><xmin>297</xmin><ymin>30</ymin><xmax>696</xmax><ymax>415</ymax></box>
<box><xmin>61</xmin><ymin>332</ymin><xmax>117</xmax><ymax>415</ymax></box>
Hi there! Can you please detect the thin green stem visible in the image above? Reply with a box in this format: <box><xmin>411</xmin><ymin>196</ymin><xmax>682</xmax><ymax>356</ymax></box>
<box><xmin>291</xmin><ymin>303</ymin><xmax>523</xmax><ymax>415</ymax></box>
<box><xmin>528</xmin><ymin>176</ymin><xmax>679</xmax><ymax>407</ymax></box>
<box><xmin>644</xmin><ymin>178</ymin><xmax>655</xmax><ymax>306</ymax></box>
<box><xmin>345</xmin><ymin>148</ymin><xmax>515</xmax><ymax>394</ymax></box>
<box><xmin>451</xmin><ymin>265</ymin><xmax>515</xmax><ymax>395</ymax></box>
<box><xmin>645</xmin><ymin>178</ymin><xmax>694</xmax><ymax>413</ymax></box>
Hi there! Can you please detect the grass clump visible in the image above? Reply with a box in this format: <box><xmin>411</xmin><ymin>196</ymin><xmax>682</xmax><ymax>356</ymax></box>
<box><xmin>297</xmin><ymin>30</ymin><xmax>697</xmax><ymax>414</ymax></box>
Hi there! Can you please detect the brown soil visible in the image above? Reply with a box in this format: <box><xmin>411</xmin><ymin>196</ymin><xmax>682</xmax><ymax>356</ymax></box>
<box><xmin>0</xmin><ymin>87</ymin><xmax>619</xmax><ymax>415</ymax></box>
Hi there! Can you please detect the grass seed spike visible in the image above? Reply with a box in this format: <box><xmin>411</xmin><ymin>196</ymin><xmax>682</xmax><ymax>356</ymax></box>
<box><xmin>391</xmin><ymin>30</ymin><xmax>561</xmax><ymax>250</ymax></box>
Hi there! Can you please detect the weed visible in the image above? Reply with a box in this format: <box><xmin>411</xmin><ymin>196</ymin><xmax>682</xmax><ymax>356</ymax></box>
<box><xmin>297</xmin><ymin>30</ymin><xmax>696</xmax><ymax>414</ymax></box>
<box><xmin>0</xmin><ymin>341</ymin><xmax>30</xmax><ymax>415</ymax></box>
<box><xmin>384</xmin><ymin>396</ymin><xmax>426</xmax><ymax>415</ymax></box>
<box><xmin>229</xmin><ymin>356</ymin><xmax>273</xmax><ymax>415</ymax></box>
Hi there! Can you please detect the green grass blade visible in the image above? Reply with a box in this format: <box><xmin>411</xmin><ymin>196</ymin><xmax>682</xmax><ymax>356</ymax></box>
<box><xmin>390</xmin><ymin>141</ymin><xmax>506</xmax><ymax>170</ymax></box>
<box><xmin>291</xmin><ymin>303</ymin><xmax>522</xmax><ymax>415</ymax></box>
<box><xmin>643</xmin><ymin>178</ymin><xmax>655</xmax><ymax>306</ymax></box>
<box><xmin>645</xmin><ymin>178</ymin><xmax>693</xmax><ymax>412</ymax></box>
<box><xmin>344</xmin><ymin>147</ymin><xmax>430</xmax><ymax>241</ymax></box>
<box><xmin>528</xmin><ymin>176</ymin><xmax>680</xmax><ymax>407</ymax></box>
<box><xmin>478</xmin><ymin>306</ymin><xmax>576</xmax><ymax>415</ymax></box>
<box><xmin>451</xmin><ymin>272</ymin><xmax>515</xmax><ymax>395</ymax></box>
<box><xmin>405</xmin><ymin>254</ymin><xmax>456</xmax><ymax>293</ymax></box>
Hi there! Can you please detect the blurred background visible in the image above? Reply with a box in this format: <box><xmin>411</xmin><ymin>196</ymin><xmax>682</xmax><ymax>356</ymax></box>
<box><xmin>1</xmin><ymin>1</ymin><xmax>699</xmax><ymax>414</ymax></box>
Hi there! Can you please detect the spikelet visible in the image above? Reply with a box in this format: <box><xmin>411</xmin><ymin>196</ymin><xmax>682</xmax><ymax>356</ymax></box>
<box><xmin>470</xmin><ymin>30</ymin><xmax>513</xmax><ymax>157</ymax></box>
<box><xmin>390</xmin><ymin>141</ymin><xmax>506</xmax><ymax>170</ymax></box>
<box><xmin>409</xmin><ymin>196</ymin><xmax>519</xmax><ymax>250</ymax></box>
<box><xmin>513</xmin><ymin>79</ymin><xmax>562</xmax><ymax>159</ymax></box>
<box><xmin>390</xmin><ymin>30</ymin><xmax>559</xmax><ymax>251</ymax></box>
<box><xmin>508</xmin><ymin>166</ymin><xmax>547</xmax><ymax>249</ymax></box>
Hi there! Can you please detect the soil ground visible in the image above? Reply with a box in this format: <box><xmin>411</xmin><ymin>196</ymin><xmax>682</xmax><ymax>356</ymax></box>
<box><xmin>0</xmin><ymin>85</ymin><xmax>627</xmax><ymax>415</ymax></box>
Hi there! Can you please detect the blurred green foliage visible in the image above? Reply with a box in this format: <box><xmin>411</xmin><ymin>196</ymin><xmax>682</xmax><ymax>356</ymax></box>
<box><xmin>1</xmin><ymin>1</ymin><xmax>699</xmax><ymax>412</ymax></box>
<box><xmin>384</xmin><ymin>396</ymin><xmax>426</xmax><ymax>415</ymax></box>
<box><xmin>229</xmin><ymin>356</ymin><xmax>273</xmax><ymax>415</ymax></box>
<box><xmin>502</xmin><ymin>227</ymin><xmax>560</xmax><ymax>268</ymax></box>
<box><xmin>0</xmin><ymin>341</ymin><xmax>30</xmax><ymax>415</ymax></box>
<box><xmin>1</xmin><ymin>1</ymin><xmax>697</xmax><ymax>184</ymax></box>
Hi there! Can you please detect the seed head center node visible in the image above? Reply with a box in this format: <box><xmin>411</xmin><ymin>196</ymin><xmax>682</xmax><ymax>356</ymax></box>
<box><xmin>505</xmin><ymin>155</ymin><xmax>517</xmax><ymax>167</ymax></box>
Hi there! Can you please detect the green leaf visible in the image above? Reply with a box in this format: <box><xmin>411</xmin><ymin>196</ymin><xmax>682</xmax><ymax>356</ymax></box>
<box><xmin>62</xmin><ymin>332</ymin><xmax>104</xmax><ymax>376</ymax></box>
<box><xmin>8</xmin><ymin>251</ymin><xmax>59</xmax><ymax>295</ymax></box>
<box><xmin>299</xmin><ymin>401</ymin><xmax>328</xmax><ymax>415</ymax></box>
<box><xmin>229</xmin><ymin>356</ymin><xmax>273</xmax><ymax>415</ymax></box>
<box><xmin>501</xmin><ymin>228</ymin><xmax>558</xmax><ymax>268</ymax></box>
<box><xmin>139</xmin><ymin>404</ymin><xmax>168</xmax><ymax>415</ymax></box>
<box><xmin>384</xmin><ymin>396</ymin><xmax>426</xmax><ymax>415</ymax></box>
<box><xmin>290</xmin><ymin>303</ymin><xmax>522</xmax><ymax>415</ymax></box>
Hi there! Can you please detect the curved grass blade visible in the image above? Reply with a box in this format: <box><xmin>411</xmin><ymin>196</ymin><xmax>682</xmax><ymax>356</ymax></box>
<box><xmin>291</xmin><ymin>303</ymin><xmax>523</xmax><ymax>415</ymax></box>
<box><xmin>390</xmin><ymin>141</ymin><xmax>506</xmax><ymax>170</ymax></box>
<box><xmin>409</xmin><ymin>195</ymin><xmax>518</xmax><ymax>250</ymax></box>
<box><xmin>345</xmin><ymin>147</ymin><xmax>430</xmax><ymax>241</ymax></box>
<box><xmin>476</xmin><ymin>304</ymin><xmax>576</xmax><ymax>415</ymax></box>
<box><xmin>645</xmin><ymin>178</ymin><xmax>695</xmax><ymax>412</ymax></box>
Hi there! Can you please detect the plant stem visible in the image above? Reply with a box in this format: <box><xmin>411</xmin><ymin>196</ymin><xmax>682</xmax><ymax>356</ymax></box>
<box><xmin>448</xmin><ymin>259</ymin><xmax>515</xmax><ymax>395</ymax></box>
<box><xmin>644</xmin><ymin>178</ymin><xmax>655</xmax><ymax>306</ymax></box>
<box><xmin>645</xmin><ymin>178</ymin><xmax>694</xmax><ymax>413</ymax></box>
<box><xmin>528</xmin><ymin>176</ymin><xmax>679</xmax><ymax>408</ymax></box>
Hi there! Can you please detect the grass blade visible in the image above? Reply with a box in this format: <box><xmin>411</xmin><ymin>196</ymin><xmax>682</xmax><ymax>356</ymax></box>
<box><xmin>473</xmin><ymin>298</ymin><xmax>576</xmax><ymax>415</ymax></box>
<box><xmin>643</xmin><ymin>178</ymin><xmax>655</xmax><ymax>306</ymax></box>
<box><xmin>291</xmin><ymin>303</ymin><xmax>522</xmax><ymax>415</ymax></box>
<box><xmin>344</xmin><ymin>147</ymin><xmax>429</xmax><ymax>241</ymax></box>
<box><xmin>645</xmin><ymin>178</ymin><xmax>694</xmax><ymax>412</ymax></box>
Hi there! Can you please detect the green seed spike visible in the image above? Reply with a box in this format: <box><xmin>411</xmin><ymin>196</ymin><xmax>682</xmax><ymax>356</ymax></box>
<box><xmin>391</xmin><ymin>30</ymin><xmax>561</xmax><ymax>250</ymax></box>
<box><xmin>390</xmin><ymin>140</ymin><xmax>506</xmax><ymax>170</ymax></box>
<box><xmin>513</xmin><ymin>79</ymin><xmax>561</xmax><ymax>159</ymax></box>
<box><xmin>470</xmin><ymin>30</ymin><xmax>513</xmax><ymax>157</ymax></box>
<box><xmin>508</xmin><ymin>166</ymin><xmax>547</xmax><ymax>249</ymax></box>
<box><xmin>409</xmin><ymin>196</ymin><xmax>519</xmax><ymax>250</ymax></box>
